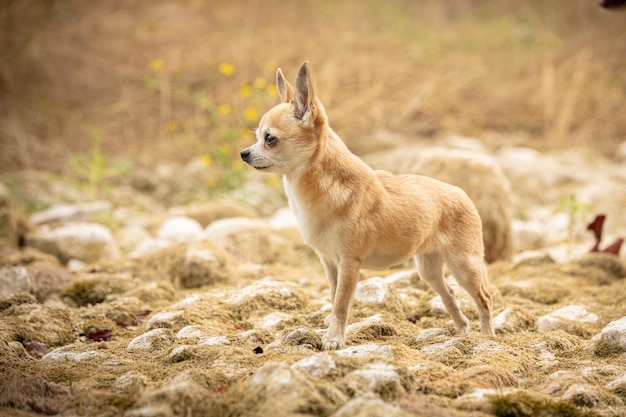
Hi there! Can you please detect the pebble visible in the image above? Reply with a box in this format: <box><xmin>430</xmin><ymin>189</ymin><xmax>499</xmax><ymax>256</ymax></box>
<box><xmin>127</xmin><ymin>328</ymin><xmax>174</xmax><ymax>351</ymax></box>
<box><xmin>292</xmin><ymin>353</ymin><xmax>336</xmax><ymax>378</ymax></box>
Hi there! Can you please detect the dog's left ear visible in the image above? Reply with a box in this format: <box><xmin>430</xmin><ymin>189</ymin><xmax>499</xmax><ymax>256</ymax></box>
<box><xmin>294</xmin><ymin>61</ymin><xmax>315</xmax><ymax>124</ymax></box>
<box><xmin>276</xmin><ymin>68</ymin><xmax>294</xmax><ymax>104</ymax></box>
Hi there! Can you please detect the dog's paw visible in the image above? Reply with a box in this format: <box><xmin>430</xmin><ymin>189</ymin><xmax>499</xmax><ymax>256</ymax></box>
<box><xmin>321</xmin><ymin>332</ymin><xmax>345</xmax><ymax>350</ymax></box>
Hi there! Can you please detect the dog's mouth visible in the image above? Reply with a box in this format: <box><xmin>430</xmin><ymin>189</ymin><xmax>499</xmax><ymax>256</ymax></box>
<box><xmin>254</xmin><ymin>165</ymin><xmax>271</xmax><ymax>170</ymax></box>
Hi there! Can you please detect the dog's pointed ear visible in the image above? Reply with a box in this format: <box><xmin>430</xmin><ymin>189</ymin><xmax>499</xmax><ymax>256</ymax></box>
<box><xmin>276</xmin><ymin>68</ymin><xmax>294</xmax><ymax>104</ymax></box>
<box><xmin>294</xmin><ymin>61</ymin><xmax>314</xmax><ymax>123</ymax></box>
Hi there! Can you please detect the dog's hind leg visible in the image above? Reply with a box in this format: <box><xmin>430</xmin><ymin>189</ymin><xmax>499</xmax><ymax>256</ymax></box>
<box><xmin>414</xmin><ymin>252</ymin><xmax>470</xmax><ymax>334</ymax></box>
<box><xmin>444</xmin><ymin>252</ymin><xmax>494</xmax><ymax>336</ymax></box>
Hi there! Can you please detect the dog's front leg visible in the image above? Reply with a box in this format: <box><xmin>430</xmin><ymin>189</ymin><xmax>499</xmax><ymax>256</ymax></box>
<box><xmin>321</xmin><ymin>258</ymin><xmax>360</xmax><ymax>350</ymax></box>
<box><xmin>320</xmin><ymin>257</ymin><xmax>338</xmax><ymax>303</ymax></box>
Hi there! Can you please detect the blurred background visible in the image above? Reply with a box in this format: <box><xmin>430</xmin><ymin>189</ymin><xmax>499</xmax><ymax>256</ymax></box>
<box><xmin>1</xmin><ymin>0</ymin><xmax>625</xmax><ymax>182</ymax></box>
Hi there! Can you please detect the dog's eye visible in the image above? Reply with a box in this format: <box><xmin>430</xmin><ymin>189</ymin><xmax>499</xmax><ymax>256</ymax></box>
<box><xmin>264</xmin><ymin>133</ymin><xmax>278</xmax><ymax>148</ymax></box>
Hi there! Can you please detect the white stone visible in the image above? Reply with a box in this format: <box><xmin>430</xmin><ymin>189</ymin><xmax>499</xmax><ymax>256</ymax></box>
<box><xmin>595</xmin><ymin>316</ymin><xmax>626</xmax><ymax>350</ymax></box>
<box><xmin>129</xmin><ymin>238</ymin><xmax>172</xmax><ymax>258</ymax></box>
<box><xmin>259</xmin><ymin>312</ymin><xmax>293</xmax><ymax>331</ymax></box>
<box><xmin>198</xmin><ymin>336</ymin><xmax>230</xmax><ymax>346</ymax></box>
<box><xmin>332</xmin><ymin>393</ymin><xmax>411</xmax><ymax>417</ymax></box>
<box><xmin>145</xmin><ymin>311</ymin><xmax>183</xmax><ymax>330</ymax></box>
<box><xmin>551</xmin><ymin>305</ymin><xmax>598</xmax><ymax>323</ymax></box>
<box><xmin>346</xmin><ymin>362</ymin><xmax>401</xmax><ymax>392</ymax></box>
<box><xmin>176</xmin><ymin>325</ymin><xmax>203</xmax><ymax>339</ymax></box>
<box><xmin>354</xmin><ymin>277</ymin><xmax>387</xmax><ymax>305</ymax></box>
<box><xmin>292</xmin><ymin>353</ymin><xmax>336</xmax><ymax>378</ymax></box>
<box><xmin>335</xmin><ymin>343</ymin><xmax>394</xmax><ymax>360</ymax></box>
<box><xmin>416</xmin><ymin>327</ymin><xmax>451</xmax><ymax>342</ymax></box>
<box><xmin>156</xmin><ymin>216</ymin><xmax>202</xmax><ymax>242</ymax></box>
<box><xmin>30</xmin><ymin>201</ymin><xmax>113</xmax><ymax>225</ymax></box>
<box><xmin>0</xmin><ymin>266</ymin><xmax>31</xmax><ymax>297</ymax></box>
<box><xmin>127</xmin><ymin>328</ymin><xmax>173</xmax><ymax>351</ymax></box>
<box><xmin>30</xmin><ymin>222</ymin><xmax>119</xmax><ymax>263</ymax></box>
<box><xmin>43</xmin><ymin>347</ymin><xmax>103</xmax><ymax>362</ymax></box>
<box><xmin>537</xmin><ymin>315</ymin><xmax>562</xmax><ymax>333</ymax></box>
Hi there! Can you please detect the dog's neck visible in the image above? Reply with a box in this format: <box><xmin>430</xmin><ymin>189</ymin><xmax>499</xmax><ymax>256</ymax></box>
<box><xmin>284</xmin><ymin>125</ymin><xmax>372</xmax><ymax>209</ymax></box>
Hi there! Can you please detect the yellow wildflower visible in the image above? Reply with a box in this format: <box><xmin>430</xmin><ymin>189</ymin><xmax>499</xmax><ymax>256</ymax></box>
<box><xmin>150</xmin><ymin>58</ymin><xmax>164</xmax><ymax>73</ymax></box>
<box><xmin>217</xmin><ymin>104</ymin><xmax>231</xmax><ymax>116</ymax></box>
<box><xmin>253</xmin><ymin>77</ymin><xmax>267</xmax><ymax>89</ymax></box>
<box><xmin>264</xmin><ymin>60</ymin><xmax>278</xmax><ymax>72</ymax></box>
<box><xmin>218</xmin><ymin>143</ymin><xmax>232</xmax><ymax>155</ymax></box>
<box><xmin>266</xmin><ymin>84</ymin><xmax>278</xmax><ymax>97</ymax></box>
<box><xmin>232</xmin><ymin>159</ymin><xmax>246</xmax><ymax>171</ymax></box>
<box><xmin>200</xmin><ymin>154</ymin><xmax>212</xmax><ymax>166</ymax></box>
<box><xmin>218</xmin><ymin>62</ymin><xmax>235</xmax><ymax>76</ymax></box>
<box><xmin>239</xmin><ymin>84</ymin><xmax>252</xmax><ymax>98</ymax></box>
<box><xmin>243</xmin><ymin>106</ymin><xmax>258</xmax><ymax>122</ymax></box>
<box><xmin>266</xmin><ymin>175</ymin><xmax>280</xmax><ymax>187</ymax></box>
<box><xmin>241</xmin><ymin>129</ymin><xmax>254</xmax><ymax>140</ymax></box>
<box><xmin>165</xmin><ymin>119</ymin><xmax>178</xmax><ymax>132</ymax></box>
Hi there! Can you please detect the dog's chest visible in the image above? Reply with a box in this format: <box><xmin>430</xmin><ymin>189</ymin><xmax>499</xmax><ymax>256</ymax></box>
<box><xmin>283</xmin><ymin>177</ymin><xmax>335</xmax><ymax>251</ymax></box>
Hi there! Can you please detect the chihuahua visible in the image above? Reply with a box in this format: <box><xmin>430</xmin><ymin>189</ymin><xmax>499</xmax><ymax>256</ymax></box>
<box><xmin>241</xmin><ymin>62</ymin><xmax>494</xmax><ymax>349</ymax></box>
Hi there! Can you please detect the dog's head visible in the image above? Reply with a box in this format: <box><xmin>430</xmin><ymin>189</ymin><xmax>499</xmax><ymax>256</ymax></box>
<box><xmin>240</xmin><ymin>61</ymin><xmax>327</xmax><ymax>175</ymax></box>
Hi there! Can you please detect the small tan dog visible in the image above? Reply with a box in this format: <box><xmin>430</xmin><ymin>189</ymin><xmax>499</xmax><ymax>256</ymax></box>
<box><xmin>241</xmin><ymin>62</ymin><xmax>494</xmax><ymax>349</ymax></box>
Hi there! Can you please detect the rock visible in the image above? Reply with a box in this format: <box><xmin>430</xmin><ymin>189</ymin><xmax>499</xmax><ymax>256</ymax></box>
<box><xmin>116</xmin><ymin>225</ymin><xmax>152</xmax><ymax>254</ymax></box>
<box><xmin>200</xmin><ymin>217</ymin><xmax>293</xmax><ymax>264</ymax></box>
<box><xmin>1</xmin><ymin>304</ymin><xmax>75</xmax><ymax>346</ymax></box>
<box><xmin>331</xmin><ymin>393</ymin><xmax>412</xmax><ymax>417</ymax></box>
<box><xmin>562</xmin><ymin>384</ymin><xmax>602</xmax><ymax>407</ymax></box>
<box><xmin>28</xmin><ymin>222</ymin><xmax>120</xmax><ymax>263</ymax></box>
<box><xmin>29</xmin><ymin>201</ymin><xmax>113</xmax><ymax>225</ymax></box>
<box><xmin>353</xmin><ymin>277</ymin><xmax>403</xmax><ymax>313</ymax></box>
<box><xmin>63</xmin><ymin>273</ymin><xmax>134</xmax><ymax>307</ymax></box>
<box><xmin>145</xmin><ymin>311</ymin><xmax>185</xmax><ymax>330</ymax></box>
<box><xmin>283</xmin><ymin>328</ymin><xmax>322</xmax><ymax>349</ymax></box>
<box><xmin>248</xmin><ymin>361</ymin><xmax>342</xmax><ymax>416</ymax></box>
<box><xmin>127</xmin><ymin>328</ymin><xmax>174</xmax><ymax>351</ymax></box>
<box><xmin>0</xmin><ymin>291</ymin><xmax>37</xmax><ymax>311</ymax></box>
<box><xmin>493</xmin><ymin>307</ymin><xmax>536</xmax><ymax>334</ymax></box>
<box><xmin>0</xmin><ymin>266</ymin><xmax>31</xmax><ymax>297</ymax></box>
<box><xmin>606</xmin><ymin>373</ymin><xmax>626</xmax><ymax>401</ymax></box>
<box><xmin>550</xmin><ymin>305</ymin><xmax>598</xmax><ymax>323</ymax></box>
<box><xmin>175</xmin><ymin>325</ymin><xmax>203</xmax><ymax>339</ymax></box>
<box><xmin>258</xmin><ymin>311</ymin><xmax>294</xmax><ymax>331</ymax></box>
<box><xmin>292</xmin><ymin>352</ymin><xmax>336</xmax><ymax>378</ymax></box>
<box><xmin>114</xmin><ymin>371</ymin><xmax>149</xmax><ymax>393</ymax></box>
<box><xmin>169</xmin><ymin>241</ymin><xmax>232</xmax><ymax>288</ymax></box>
<box><xmin>415</xmin><ymin>328</ymin><xmax>451</xmax><ymax>342</ymax></box>
<box><xmin>156</xmin><ymin>216</ymin><xmax>202</xmax><ymax>242</ymax></box>
<box><xmin>346</xmin><ymin>314</ymin><xmax>397</xmax><ymax>342</ymax></box>
<box><xmin>335</xmin><ymin>343</ymin><xmax>395</xmax><ymax>360</ymax></box>
<box><xmin>225</xmin><ymin>279</ymin><xmax>304</xmax><ymax>317</ymax></box>
<box><xmin>344</xmin><ymin>362</ymin><xmax>404</xmax><ymax>399</ymax></box>
<box><xmin>43</xmin><ymin>347</ymin><xmax>104</xmax><ymax>362</ymax></box>
<box><xmin>132</xmin><ymin>371</ymin><xmax>212</xmax><ymax>417</ymax></box>
<box><xmin>169</xmin><ymin>201</ymin><xmax>257</xmax><ymax>227</ymax></box>
<box><xmin>537</xmin><ymin>305</ymin><xmax>597</xmax><ymax>335</ymax></box>
<box><xmin>594</xmin><ymin>316</ymin><xmax>626</xmax><ymax>353</ymax></box>
<box><xmin>0</xmin><ymin>377</ymin><xmax>71</xmax><ymax>415</ymax></box>
<box><xmin>198</xmin><ymin>336</ymin><xmax>230</xmax><ymax>346</ymax></box>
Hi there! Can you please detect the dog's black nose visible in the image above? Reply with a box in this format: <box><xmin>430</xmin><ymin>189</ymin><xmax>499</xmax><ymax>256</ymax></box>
<box><xmin>240</xmin><ymin>149</ymin><xmax>250</xmax><ymax>162</ymax></box>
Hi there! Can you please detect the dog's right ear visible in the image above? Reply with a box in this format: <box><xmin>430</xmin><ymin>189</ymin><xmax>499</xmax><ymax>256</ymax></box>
<box><xmin>276</xmin><ymin>68</ymin><xmax>294</xmax><ymax>104</ymax></box>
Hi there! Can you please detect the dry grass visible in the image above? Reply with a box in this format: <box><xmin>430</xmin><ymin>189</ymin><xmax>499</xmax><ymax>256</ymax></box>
<box><xmin>1</xmin><ymin>0</ymin><xmax>625</xmax><ymax>175</ymax></box>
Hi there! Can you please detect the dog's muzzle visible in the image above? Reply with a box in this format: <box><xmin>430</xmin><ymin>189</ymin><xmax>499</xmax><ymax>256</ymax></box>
<box><xmin>240</xmin><ymin>148</ymin><xmax>252</xmax><ymax>163</ymax></box>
